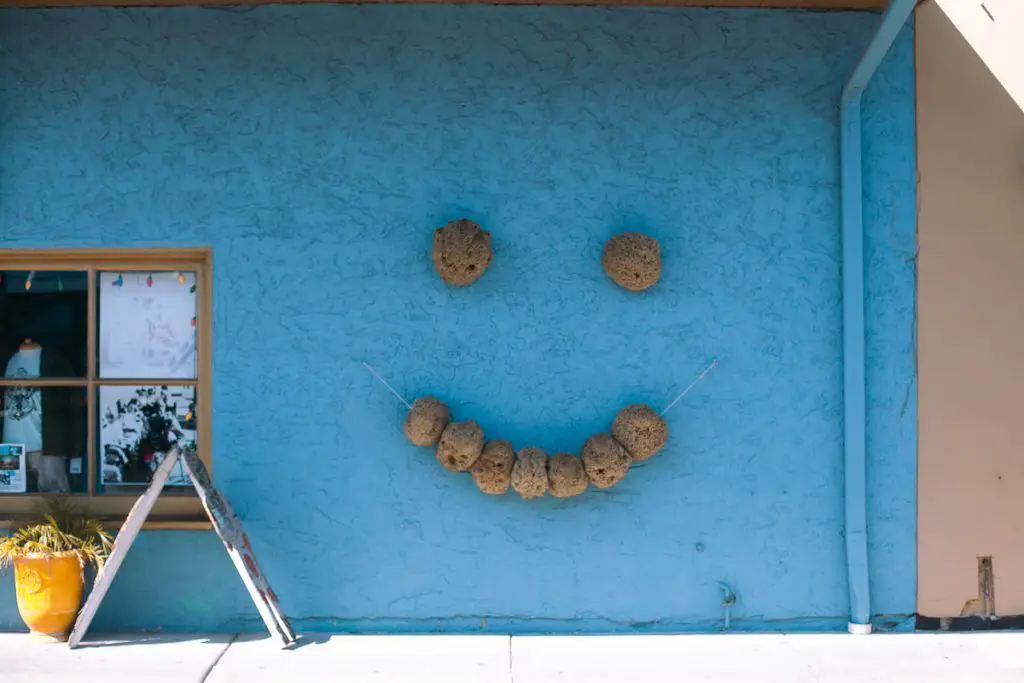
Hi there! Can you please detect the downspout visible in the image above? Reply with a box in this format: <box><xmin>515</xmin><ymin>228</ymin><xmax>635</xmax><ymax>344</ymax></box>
<box><xmin>840</xmin><ymin>0</ymin><xmax>915</xmax><ymax>635</ymax></box>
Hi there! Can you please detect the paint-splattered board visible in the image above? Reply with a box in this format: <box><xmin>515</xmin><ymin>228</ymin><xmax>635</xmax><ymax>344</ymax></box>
<box><xmin>179</xmin><ymin>447</ymin><xmax>295</xmax><ymax>646</ymax></box>
<box><xmin>68</xmin><ymin>448</ymin><xmax>295</xmax><ymax>648</ymax></box>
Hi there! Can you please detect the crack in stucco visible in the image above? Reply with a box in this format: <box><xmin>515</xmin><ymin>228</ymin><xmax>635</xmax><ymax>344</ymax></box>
<box><xmin>901</xmin><ymin>244</ymin><xmax>919</xmax><ymax>419</ymax></box>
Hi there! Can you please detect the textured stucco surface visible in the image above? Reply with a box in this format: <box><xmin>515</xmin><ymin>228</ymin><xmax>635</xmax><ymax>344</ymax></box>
<box><xmin>0</xmin><ymin>6</ymin><xmax>916</xmax><ymax>632</ymax></box>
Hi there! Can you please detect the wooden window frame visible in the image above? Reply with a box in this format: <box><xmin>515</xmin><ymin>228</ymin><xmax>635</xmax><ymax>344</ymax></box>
<box><xmin>0</xmin><ymin>248</ymin><xmax>213</xmax><ymax>530</ymax></box>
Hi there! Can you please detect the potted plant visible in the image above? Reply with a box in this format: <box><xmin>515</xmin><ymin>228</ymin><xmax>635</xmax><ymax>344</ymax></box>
<box><xmin>0</xmin><ymin>497</ymin><xmax>112</xmax><ymax>642</ymax></box>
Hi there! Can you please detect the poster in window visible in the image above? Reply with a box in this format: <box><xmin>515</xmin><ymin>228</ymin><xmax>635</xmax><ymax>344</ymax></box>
<box><xmin>99</xmin><ymin>271</ymin><xmax>196</xmax><ymax>380</ymax></box>
<box><xmin>99</xmin><ymin>385</ymin><xmax>196</xmax><ymax>487</ymax></box>
<box><xmin>0</xmin><ymin>443</ymin><xmax>27</xmax><ymax>493</ymax></box>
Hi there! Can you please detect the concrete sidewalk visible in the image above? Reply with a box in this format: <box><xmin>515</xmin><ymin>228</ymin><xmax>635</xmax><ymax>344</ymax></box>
<box><xmin>2</xmin><ymin>632</ymin><xmax>1023</xmax><ymax>682</ymax></box>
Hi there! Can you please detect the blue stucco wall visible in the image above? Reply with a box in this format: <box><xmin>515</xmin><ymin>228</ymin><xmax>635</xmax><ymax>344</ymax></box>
<box><xmin>0</xmin><ymin>6</ymin><xmax>916</xmax><ymax>633</ymax></box>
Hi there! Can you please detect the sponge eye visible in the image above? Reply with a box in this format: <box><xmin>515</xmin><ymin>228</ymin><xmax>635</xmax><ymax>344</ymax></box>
<box><xmin>602</xmin><ymin>232</ymin><xmax>662</xmax><ymax>292</ymax></box>
<box><xmin>431</xmin><ymin>219</ymin><xmax>493</xmax><ymax>286</ymax></box>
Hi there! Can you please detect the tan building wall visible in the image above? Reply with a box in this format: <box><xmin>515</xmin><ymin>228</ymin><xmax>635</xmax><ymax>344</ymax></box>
<box><xmin>917</xmin><ymin>1</ymin><xmax>1024</xmax><ymax>617</ymax></box>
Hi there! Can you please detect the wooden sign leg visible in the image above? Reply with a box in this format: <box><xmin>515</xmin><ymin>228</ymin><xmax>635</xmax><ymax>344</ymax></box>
<box><xmin>67</xmin><ymin>450</ymin><xmax>180</xmax><ymax>648</ymax></box>
<box><xmin>179</xmin><ymin>449</ymin><xmax>296</xmax><ymax>646</ymax></box>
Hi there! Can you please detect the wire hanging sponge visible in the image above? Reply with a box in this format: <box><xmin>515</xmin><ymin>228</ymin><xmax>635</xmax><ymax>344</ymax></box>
<box><xmin>581</xmin><ymin>433</ymin><xmax>631</xmax><ymax>489</ymax></box>
<box><xmin>471</xmin><ymin>440</ymin><xmax>516</xmax><ymax>495</ymax></box>
<box><xmin>511</xmin><ymin>447</ymin><xmax>549</xmax><ymax>500</ymax></box>
<box><xmin>436</xmin><ymin>421</ymin><xmax>485</xmax><ymax>472</ymax></box>
<box><xmin>367</xmin><ymin>359</ymin><xmax>723</xmax><ymax>503</ymax></box>
<box><xmin>403</xmin><ymin>396</ymin><xmax>452</xmax><ymax>447</ymax></box>
<box><xmin>547</xmin><ymin>451</ymin><xmax>589</xmax><ymax>498</ymax></box>
<box><xmin>611</xmin><ymin>404</ymin><xmax>668</xmax><ymax>461</ymax></box>
<box><xmin>431</xmin><ymin>219</ymin><xmax>493</xmax><ymax>286</ymax></box>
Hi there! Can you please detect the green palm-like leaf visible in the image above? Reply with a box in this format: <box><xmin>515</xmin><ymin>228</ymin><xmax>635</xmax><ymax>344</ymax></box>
<box><xmin>0</xmin><ymin>496</ymin><xmax>112</xmax><ymax>570</ymax></box>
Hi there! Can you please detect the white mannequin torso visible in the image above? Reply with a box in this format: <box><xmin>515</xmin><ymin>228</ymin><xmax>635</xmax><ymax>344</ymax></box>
<box><xmin>3</xmin><ymin>344</ymin><xmax>43</xmax><ymax>451</ymax></box>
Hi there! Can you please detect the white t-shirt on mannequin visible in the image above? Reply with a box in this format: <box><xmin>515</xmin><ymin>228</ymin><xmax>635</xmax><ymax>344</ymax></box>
<box><xmin>4</xmin><ymin>346</ymin><xmax>43</xmax><ymax>452</ymax></box>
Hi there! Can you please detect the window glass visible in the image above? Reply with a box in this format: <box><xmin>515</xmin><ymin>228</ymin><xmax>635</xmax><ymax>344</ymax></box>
<box><xmin>0</xmin><ymin>270</ymin><xmax>88</xmax><ymax>376</ymax></box>
<box><xmin>0</xmin><ymin>386</ymin><xmax>88</xmax><ymax>494</ymax></box>
<box><xmin>98</xmin><ymin>385</ymin><xmax>196</xmax><ymax>492</ymax></box>
<box><xmin>0</xmin><ymin>252</ymin><xmax>208</xmax><ymax>522</ymax></box>
<box><xmin>98</xmin><ymin>271</ymin><xmax>197</xmax><ymax>380</ymax></box>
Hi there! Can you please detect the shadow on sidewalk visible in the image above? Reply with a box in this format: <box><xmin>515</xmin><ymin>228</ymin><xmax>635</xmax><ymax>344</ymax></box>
<box><xmin>73</xmin><ymin>633</ymin><xmax>235</xmax><ymax>649</ymax></box>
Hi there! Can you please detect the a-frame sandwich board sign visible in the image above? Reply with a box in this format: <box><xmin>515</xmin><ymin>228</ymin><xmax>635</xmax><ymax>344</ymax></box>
<box><xmin>68</xmin><ymin>447</ymin><xmax>296</xmax><ymax>648</ymax></box>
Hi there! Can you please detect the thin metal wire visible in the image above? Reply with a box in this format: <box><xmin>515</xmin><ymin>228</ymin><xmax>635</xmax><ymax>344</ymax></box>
<box><xmin>362</xmin><ymin>361</ymin><xmax>412</xmax><ymax>410</ymax></box>
<box><xmin>363</xmin><ymin>359</ymin><xmax>718</xmax><ymax>416</ymax></box>
<box><xmin>660</xmin><ymin>359</ymin><xmax>719</xmax><ymax>417</ymax></box>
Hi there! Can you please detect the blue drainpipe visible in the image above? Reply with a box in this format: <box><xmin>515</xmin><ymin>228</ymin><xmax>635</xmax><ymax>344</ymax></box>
<box><xmin>840</xmin><ymin>0</ymin><xmax>915</xmax><ymax>635</ymax></box>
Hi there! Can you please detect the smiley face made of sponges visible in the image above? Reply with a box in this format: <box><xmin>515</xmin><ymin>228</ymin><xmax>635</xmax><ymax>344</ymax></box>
<box><xmin>403</xmin><ymin>396</ymin><xmax>668</xmax><ymax>499</ymax></box>
<box><xmin>416</xmin><ymin>220</ymin><xmax>669</xmax><ymax>498</ymax></box>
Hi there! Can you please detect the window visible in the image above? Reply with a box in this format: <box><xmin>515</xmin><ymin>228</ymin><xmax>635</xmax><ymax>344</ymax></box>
<box><xmin>0</xmin><ymin>249</ymin><xmax>212</xmax><ymax>528</ymax></box>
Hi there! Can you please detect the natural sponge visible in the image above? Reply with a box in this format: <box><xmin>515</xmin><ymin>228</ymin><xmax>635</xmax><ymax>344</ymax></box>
<box><xmin>602</xmin><ymin>232</ymin><xmax>661</xmax><ymax>292</ymax></box>
<box><xmin>511</xmin><ymin>447</ymin><xmax>549</xmax><ymax>499</ymax></box>
<box><xmin>611</xmin><ymin>404</ymin><xmax>668</xmax><ymax>461</ymax></box>
<box><xmin>436</xmin><ymin>421</ymin><xmax>485</xmax><ymax>472</ymax></box>
<box><xmin>471</xmin><ymin>439</ymin><xmax>515</xmax><ymax>495</ymax></box>
<box><xmin>431</xmin><ymin>219</ymin><xmax>493</xmax><ymax>286</ymax></box>
<box><xmin>547</xmin><ymin>452</ymin><xmax>589</xmax><ymax>498</ymax></box>
<box><xmin>581</xmin><ymin>433</ymin><xmax>631</xmax><ymax>489</ymax></box>
<box><xmin>403</xmin><ymin>396</ymin><xmax>452</xmax><ymax>447</ymax></box>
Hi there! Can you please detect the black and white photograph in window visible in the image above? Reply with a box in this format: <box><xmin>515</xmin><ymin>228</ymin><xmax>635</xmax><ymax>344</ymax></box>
<box><xmin>99</xmin><ymin>271</ymin><xmax>197</xmax><ymax>487</ymax></box>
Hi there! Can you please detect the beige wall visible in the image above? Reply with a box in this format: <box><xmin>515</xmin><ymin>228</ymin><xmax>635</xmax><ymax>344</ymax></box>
<box><xmin>917</xmin><ymin>1</ymin><xmax>1024</xmax><ymax>617</ymax></box>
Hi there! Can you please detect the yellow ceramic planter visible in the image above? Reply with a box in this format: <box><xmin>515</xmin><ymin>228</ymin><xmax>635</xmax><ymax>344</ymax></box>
<box><xmin>13</xmin><ymin>552</ymin><xmax>84</xmax><ymax>642</ymax></box>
